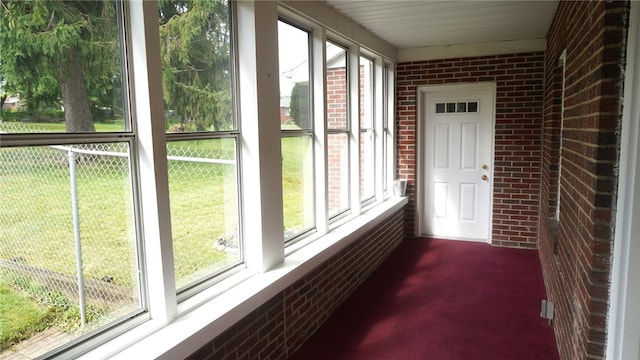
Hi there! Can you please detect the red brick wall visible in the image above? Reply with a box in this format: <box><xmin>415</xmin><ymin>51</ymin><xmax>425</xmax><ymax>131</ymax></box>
<box><xmin>327</xmin><ymin>67</ymin><xmax>348</xmax><ymax>213</ymax></box>
<box><xmin>538</xmin><ymin>2</ymin><xmax>629</xmax><ymax>359</ymax></box>
<box><xmin>185</xmin><ymin>208</ymin><xmax>406</xmax><ymax>359</ymax></box>
<box><xmin>326</xmin><ymin>67</ymin><xmax>348</xmax><ymax>130</ymax></box>
<box><xmin>396</xmin><ymin>52</ymin><xmax>545</xmax><ymax>247</ymax></box>
<box><xmin>280</xmin><ymin>106</ymin><xmax>292</xmax><ymax>124</ymax></box>
<box><xmin>327</xmin><ymin>64</ymin><xmax>373</xmax><ymax>212</ymax></box>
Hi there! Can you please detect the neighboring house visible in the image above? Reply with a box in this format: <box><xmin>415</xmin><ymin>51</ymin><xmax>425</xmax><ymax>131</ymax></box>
<box><xmin>279</xmin><ymin>95</ymin><xmax>291</xmax><ymax>124</ymax></box>
<box><xmin>280</xmin><ymin>44</ymin><xmax>345</xmax><ymax>125</ymax></box>
<box><xmin>1</xmin><ymin>95</ymin><xmax>20</xmax><ymax>111</ymax></box>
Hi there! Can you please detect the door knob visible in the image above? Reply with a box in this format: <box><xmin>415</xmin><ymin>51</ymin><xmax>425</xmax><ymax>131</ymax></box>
<box><xmin>481</xmin><ymin>175</ymin><xmax>488</xmax><ymax>181</ymax></box>
<box><xmin>482</xmin><ymin>164</ymin><xmax>489</xmax><ymax>170</ymax></box>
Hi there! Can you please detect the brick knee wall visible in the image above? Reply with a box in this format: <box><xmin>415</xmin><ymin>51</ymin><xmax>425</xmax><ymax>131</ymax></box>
<box><xmin>185</xmin><ymin>207</ymin><xmax>406</xmax><ymax>359</ymax></box>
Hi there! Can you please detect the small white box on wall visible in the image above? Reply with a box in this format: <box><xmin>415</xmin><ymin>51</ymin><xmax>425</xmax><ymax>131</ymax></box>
<box><xmin>393</xmin><ymin>179</ymin><xmax>407</xmax><ymax>197</ymax></box>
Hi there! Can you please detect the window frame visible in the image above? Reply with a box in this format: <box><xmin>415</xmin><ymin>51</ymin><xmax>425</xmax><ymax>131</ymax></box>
<box><xmin>326</xmin><ymin>38</ymin><xmax>353</xmax><ymax>221</ymax></box>
<box><xmin>359</xmin><ymin>53</ymin><xmax>376</xmax><ymax>206</ymax></box>
<box><xmin>278</xmin><ymin>18</ymin><xmax>317</xmax><ymax>245</ymax></box>
<box><xmin>383</xmin><ymin>63</ymin><xmax>396</xmax><ymax>198</ymax></box>
<box><xmin>0</xmin><ymin>1</ymin><xmax>153</xmax><ymax>357</ymax></box>
<box><xmin>157</xmin><ymin>0</ymin><xmax>245</xmax><ymax>301</ymax></box>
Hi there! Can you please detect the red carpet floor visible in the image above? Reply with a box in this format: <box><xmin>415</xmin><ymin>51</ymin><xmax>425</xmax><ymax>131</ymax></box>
<box><xmin>290</xmin><ymin>238</ymin><xmax>559</xmax><ymax>360</ymax></box>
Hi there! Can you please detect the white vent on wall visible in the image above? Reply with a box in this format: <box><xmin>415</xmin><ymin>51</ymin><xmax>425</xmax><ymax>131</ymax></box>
<box><xmin>540</xmin><ymin>299</ymin><xmax>555</xmax><ymax>325</ymax></box>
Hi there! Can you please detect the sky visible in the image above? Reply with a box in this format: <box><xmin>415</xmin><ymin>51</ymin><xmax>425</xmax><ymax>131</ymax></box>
<box><xmin>278</xmin><ymin>21</ymin><xmax>310</xmax><ymax>98</ymax></box>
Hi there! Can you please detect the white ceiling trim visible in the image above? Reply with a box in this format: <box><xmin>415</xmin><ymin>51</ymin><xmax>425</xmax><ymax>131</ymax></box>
<box><xmin>399</xmin><ymin>38</ymin><xmax>547</xmax><ymax>63</ymax></box>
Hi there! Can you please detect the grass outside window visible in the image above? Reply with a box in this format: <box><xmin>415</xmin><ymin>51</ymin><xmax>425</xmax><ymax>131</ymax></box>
<box><xmin>0</xmin><ymin>283</ymin><xmax>52</xmax><ymax>351</ymax></box>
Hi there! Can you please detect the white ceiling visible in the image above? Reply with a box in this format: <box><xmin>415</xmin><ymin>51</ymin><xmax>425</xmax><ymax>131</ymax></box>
<box><xmin>323</xmin><ymin>1</ymin><xmax>559</xmax><ymax>49</ymax></box>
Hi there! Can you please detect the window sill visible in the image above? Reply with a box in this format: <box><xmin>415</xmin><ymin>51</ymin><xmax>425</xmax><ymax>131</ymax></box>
<box><xmin>81</xmin><ymin>196</ymin><xmax>407</xmax><ymax>360</ymax></box>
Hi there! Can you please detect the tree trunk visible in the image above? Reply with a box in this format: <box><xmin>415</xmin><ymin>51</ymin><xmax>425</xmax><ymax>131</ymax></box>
<box><xmin>58</xmin><ymin>47</ymin><xmax>95</xmax><ymax>132</ymax></box>
<box><xmin>25</xmin><ymin>80</ymin><xmax>34</xmax><ymax>116</ymax></box>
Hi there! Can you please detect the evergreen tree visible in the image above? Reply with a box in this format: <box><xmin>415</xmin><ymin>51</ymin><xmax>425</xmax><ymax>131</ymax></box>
<box><xmin>290</xmin><ymin>81</ymin><xmax>310</xmax><ymax>129</ymax></box>
<box><xmin>159</xmin><ymin>0</ymin><xmax>233</xmax><ymax>132</ymax></box>
<box><xmin>0</xmin><ymin>0</ymin><xmax>120</xmax><ymax>131</ymax></box>
<box><xmin>0</xmin><ymin>0</ymin><xmax>232</xmax><ymax>132</ymax></box>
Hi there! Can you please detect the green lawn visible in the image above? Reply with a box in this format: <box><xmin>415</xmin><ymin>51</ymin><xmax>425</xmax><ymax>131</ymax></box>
<box><xmin>0</xmin><ymin>120</ymin><xmax>126</xmax><ymax>133</ymax></box>
<box><xmin>0</xmin><ymin>283</ymin><xmax>53</xmax><ymax>351</ymax></box>
<box><xmin>281</xmin><ymin>136</ymin><xmax>313</xmax><ymax>233</ymax></box>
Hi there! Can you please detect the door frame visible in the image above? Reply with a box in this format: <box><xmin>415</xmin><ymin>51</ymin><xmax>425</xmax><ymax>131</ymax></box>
<box><xmin>416</xmin><ymin>82</ymin><xmax>497</xmax><ymax>242</ymax></box>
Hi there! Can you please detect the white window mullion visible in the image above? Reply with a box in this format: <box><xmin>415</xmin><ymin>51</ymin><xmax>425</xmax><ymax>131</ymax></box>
<box><xmin>386</xmin><ymin>64</ymin><xmax>397</xmax><ymax>196</ymax></box>
<box><xmin>237</xmin><ymin>1</ymin><xmax>284</xmax><ymax>272</ymax></box>
<box><xmin>374</xmin><ymin>56</ymin><xmax>385</xmax><ymax>201</ymax></box>
<box><xmin>313</xmin><ymin>26</ymin><xmax>329</xmax><ymax>234</ymax></box>
<box><xmin>349</xmin><ymin>45</ymin><xmax>361</xmax><ymax>215</ymax></box>
<box><xmin>129</xmin><ymin>0</ymin><xmax>176</xmax><ymax>322</ymax></box>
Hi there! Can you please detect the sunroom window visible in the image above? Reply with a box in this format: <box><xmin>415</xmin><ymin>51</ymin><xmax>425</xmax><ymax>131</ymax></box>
<box><xmin>383</xmin><ymin>64</ymin><xmax>393</xmax><ymax>196</ymax></box>
<box><xmin>359</xmin><ymin>55</ymin><xmax>375</xmax><ymax>204</ymax></box>
<box><xmin>0</xmin><ymin>1</ymin><xmax>397</xmax><ymax>357</ymax></box>
<box><xmin>0</xmin><ymin>0</ymin><xmax>143</xmax><ymax>356</ymax></box>
<box><xmin>326</xmin><ymin>40</ymin><xmax>350</xmax><ymax>219</ymax></box>
<box><xmin>278</xmin><ymin>20</ymin><xmax>315</xmax><ymax>243</ymax></box>
<box><xmin>158</xmin><ymin>0</ymin><xmax>243</xmax><ymax>295</ymax></box>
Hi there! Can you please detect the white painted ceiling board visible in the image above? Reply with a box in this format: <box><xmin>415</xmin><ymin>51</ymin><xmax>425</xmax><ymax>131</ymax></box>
<box><xmin>323</xmin><ymin>0</ymin><xmax>559</xmax><ymax>49</ymax></box>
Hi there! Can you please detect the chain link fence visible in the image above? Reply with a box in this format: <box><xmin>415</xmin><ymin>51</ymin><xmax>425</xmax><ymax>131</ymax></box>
<box><xmin>1</xmin><ymin>124</ymin><xmax>139</xmax><ymax>332</ymax></box>
<box><xmin>166</xmin><ymin>138</ymin><xmax>240</xmax><ymax>290</ymax></box>
<box><xmin>0</xmin><ymin>121</ymin><xmax>240</xmax><ymax>336</ymax></box>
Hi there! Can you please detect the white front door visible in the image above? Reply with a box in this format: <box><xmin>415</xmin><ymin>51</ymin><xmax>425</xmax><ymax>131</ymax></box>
<box><xmin>421</xmin><ymin>84</ymin><xmax>495</xmax><ymax>241</ymax></box>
